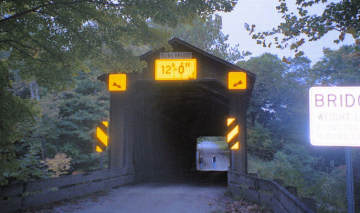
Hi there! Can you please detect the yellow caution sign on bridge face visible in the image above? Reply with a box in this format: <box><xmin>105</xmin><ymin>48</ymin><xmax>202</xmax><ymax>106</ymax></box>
<box><xmin>95</xmin><ymin>121</ymin><xmax>109</xmax><ymax>153</ymax></box>
<box><xmin>228</xmin><ymin>72</ymin><xmax>247</xmax><ymax>90</ymax></box>
<box><xmin>108</xmin><ymin>74</ymin><xmax>127</xmax><ymax>92</ymax></box>
<box><xmin>155</xmin><ymin>59</ymin><xmax>197</xmax><ymax>81</ymax></box>
<box><xmin>226</xmin><ymin>117</ymin><xmax>240</xmax><ymax>150</ymax></box>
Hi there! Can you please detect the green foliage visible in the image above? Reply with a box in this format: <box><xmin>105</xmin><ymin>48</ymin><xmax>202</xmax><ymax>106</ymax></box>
<box><xmin>0</xmin><ymin>0</ymin><xmax>236</xmax><ymax>185</ymax></box>
<box><xmin>247</xmin><ymin>124</ymin><xmax>278</xmax><ymax>160</ymax></box>
<box><xmin>37</xmin><ymin>73</ymin><xmax>109</xmax><ymax>171</ymax></box>
<box><xmin>246</xmin><ymin>0</ymin><xmax>360</xmax><ymax>56</ymax></box>
<box><xmin>0</xmin><ymin>64</ymin><xmax>48</xmax><ymax>185</ymax></box>
<box><xmin>238</xmin><ymin>53</ymin><xmax>310</xmax><ymax>145</ymax></box>
<box><xmin>0</xmin><ymin>0</ymin><xmax>237</xmax><ymax>88</ymax></box>
<box><xmin>242</xmin><ymin>48</ymin><xmax>358</xmax><ymax>212</ymax></box>
<box><xmin>248</xmin><ymin>145</ymin><xmax>347</xmax><ymax>213</ymax></box>
<box><xmin>311</xmin><ymin>45</ymin><xmax>360</xmax><ymax>85</ymax></box>
<box><xmin>241</xmin><ymin>45</ymin><xmax>360</xmax><ymax>212</ymax></box>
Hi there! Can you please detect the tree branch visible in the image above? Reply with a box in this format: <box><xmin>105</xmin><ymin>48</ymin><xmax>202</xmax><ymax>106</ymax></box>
<box><xmin>0</xmin><ymin>0</ymin><xmax>99</xmax><ymax>25</ymax></box>
<box><xmin>0</xmin><ymin>3</ymin><xmax>48</xmax><ymax>24</ymax></box>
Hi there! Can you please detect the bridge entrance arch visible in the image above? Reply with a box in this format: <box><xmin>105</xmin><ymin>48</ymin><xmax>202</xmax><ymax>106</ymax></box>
<box><xmin>101</xmin><ymin>38</ymin><xmax>255</xmax><ymax>182</ymax></box>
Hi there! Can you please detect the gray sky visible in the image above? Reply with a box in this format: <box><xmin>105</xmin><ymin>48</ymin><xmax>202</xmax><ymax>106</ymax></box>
<box><xmin>219</xmin><ymin>0</ymin><xmax>354</xmax><ymax>64</ymax></box>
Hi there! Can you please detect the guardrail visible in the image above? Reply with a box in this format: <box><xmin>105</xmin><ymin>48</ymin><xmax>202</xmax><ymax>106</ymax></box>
<box><xmin>0</xmin><ymin>169</ymin><xmax>134</xmax><ymax>213</ymax></box>
<box><xmin>228</xmin><ymin>171</ymin><xmax>315</xmax><ymax>213</ymax></box>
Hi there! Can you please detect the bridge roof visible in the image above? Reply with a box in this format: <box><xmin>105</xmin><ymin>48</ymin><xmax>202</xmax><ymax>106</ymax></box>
<box><xmin>140</xmin><ymin>37</ymin><xmax>256</xmax><ymax>80</ymax></box>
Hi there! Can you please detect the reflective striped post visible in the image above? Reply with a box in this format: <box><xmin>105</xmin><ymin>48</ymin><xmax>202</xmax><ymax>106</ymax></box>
<box><xmin>96</xmin><ymin>121</ymin><xmax>109</xmax><ymax>153</ymax></box>
<box><xmin>226</xmin><ymin>117</ymin><xmax>240</xmax><ymax>151</ymax></box>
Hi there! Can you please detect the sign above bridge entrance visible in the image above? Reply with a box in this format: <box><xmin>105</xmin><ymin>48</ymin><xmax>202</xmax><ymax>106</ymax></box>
<box><xmin>160</xmin><ymin>52</ymin><xmax>192</xmax><ymax>59</ymax></box>
<box><xmin>228</xmin><ymin>72</ymin><xmax>247</xmax><ymax>90</ymax></box>
<box><xmin>108</xmin><ymin>73</ymin><xmax>127</xmax><ymax>92</ymax></box>
<box><xmin>155</xmin><ymin>59</ymin><xmax>197</xmax><ymax>81</ymax></box>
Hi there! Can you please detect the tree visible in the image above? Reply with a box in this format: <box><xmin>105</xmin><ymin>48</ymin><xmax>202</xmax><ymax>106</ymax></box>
<box><xmin>44</xmin><ymin>73</ymin><xmax>109</xmax><ymax>171</ymax></box>
<box><xmin>238</xmin><ymin>54</ymin><xmax>288</xmax><ymax>128</ymax></box>
<box><xmin>0</xmin><ymin>0</ymin><xmax>236</xmax><ymax>88</ymax></box>
<box><xmin>0</xmin><ymin>0</ymin><xmax>238</xmax><ymax>185</ymax></box>
<box><xmin>246</xmin><ymin>0</ymin><xmax>360</xmax><ymax>56</ymax></box>
<box><xmin>311</xmin><ymin>45</ymin><xmax>360</xmax><ymax>85</ymax></box>
<box><xmin>310</xmin><ymin>45</ymin><xmax>360</xmax><ymax>212</ymax></box>
<box><xmin>238</xmin><ymin>53</ymin><xmax>312</xmax><ymax>159</ymax></box>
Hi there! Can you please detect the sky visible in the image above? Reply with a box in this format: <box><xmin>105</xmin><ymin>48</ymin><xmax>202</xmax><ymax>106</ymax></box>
<box><xmin>219</xmin><ymin>0</ymin><xmax>354</xmax><ymax>64</ymax></box>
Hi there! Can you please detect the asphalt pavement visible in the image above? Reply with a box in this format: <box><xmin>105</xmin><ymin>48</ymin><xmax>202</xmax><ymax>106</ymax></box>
<box><xmin>45</xmin><ymin>183</ymin><xmax>228</xmax><ymax>213</ymax></box>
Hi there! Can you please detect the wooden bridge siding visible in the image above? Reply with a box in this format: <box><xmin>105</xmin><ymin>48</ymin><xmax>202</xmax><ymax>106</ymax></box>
<box><xmin>132</xmin><ymin>85</ymin><xmax>175</xmax><ymax>180</ymax></box>
<box><xmin>0</xmin><ymin>169</ymin><xmax>134</xmax><ymax>213</ymax></box>
<box><xmin>110</xmin><ymin>90</ymin><xmax>138</xmax><ymax>174</ymax></box>
<box><xmin>137</xmin><ymin>44</ymin><xmax>252</xmax><ymax>175</ymax></box>
<box><xmin>228</xmin><ymin>171</ymin><xmax>315</xmax><ymax>213</ymax></box>
<box><xmin>109</xmin><ymin>71</ymin><xmax>250</xmax><ymax>178</ymax></box>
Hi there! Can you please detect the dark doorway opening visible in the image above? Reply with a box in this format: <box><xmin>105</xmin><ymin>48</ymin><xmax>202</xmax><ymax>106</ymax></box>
<box><xmin>131</xmin><ymin>80</ymin><xmax>230</xmax><ymax>184</ymax></box>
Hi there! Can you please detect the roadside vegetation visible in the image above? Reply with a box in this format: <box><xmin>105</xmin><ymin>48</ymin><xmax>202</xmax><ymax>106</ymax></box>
<box><xmin>0</xmin><ymin>1</ymin><xmax>359</xmax><ymax>212</ymax></box>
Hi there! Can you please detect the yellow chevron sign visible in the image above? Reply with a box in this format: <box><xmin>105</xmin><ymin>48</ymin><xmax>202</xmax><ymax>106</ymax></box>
<box><xmin>108</xmin><ymin>73</ymin><xmax>127</xmax><ymax>92</ymax></box>
<box><xmin>226</xmin><ymin>117</ymin><xmax>240</xmax><ymax>150</ymax></box>
<box><xmin>96</xmin><ymin>121</ymin><xmax>109</xmax><ymax>153</ymax></box>
<box><xmin>228</xmin><ymin>72</ymin><xmax>247</xmax><ymax>90</ymax></box>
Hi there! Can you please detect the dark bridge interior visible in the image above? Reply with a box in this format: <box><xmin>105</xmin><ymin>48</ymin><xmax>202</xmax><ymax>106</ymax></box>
<box><xmin>128</xmin><ymin>80</ymin><xmax>230</xmax><ymax>183</ymax></box>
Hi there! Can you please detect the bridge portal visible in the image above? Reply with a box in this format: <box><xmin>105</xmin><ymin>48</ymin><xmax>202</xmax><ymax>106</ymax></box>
<box><xmin>102</xmin><ymin>38</ymin><xmax>255</xmax><ymax>182</ymax></box>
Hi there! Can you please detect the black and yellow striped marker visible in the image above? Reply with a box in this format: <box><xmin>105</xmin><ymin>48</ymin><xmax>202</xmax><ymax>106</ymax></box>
<box><xmin>226</xmin><ymin>117</ymin><xmax>240</xmax><ymax>150</ymax></box>
<box><xmin>95</xmin><ymin>121</ymin><xmax>109</xmax><ymax>153</ymax></box>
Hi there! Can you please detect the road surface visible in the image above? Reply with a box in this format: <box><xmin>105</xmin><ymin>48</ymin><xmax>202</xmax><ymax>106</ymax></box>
<box><xmin>33</xmin><ymin>183</ymin><xmax>229</xmax><ymax>213</ymax></box>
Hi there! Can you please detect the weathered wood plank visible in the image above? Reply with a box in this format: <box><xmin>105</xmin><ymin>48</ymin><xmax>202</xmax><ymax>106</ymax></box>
<box><xmin>272</xmin><ymin>181</ymin><xmax>312</xmax><ymax>213</ymax></box>
<box><xmin>271</xmin><ymin>197</ymin><xmax>288</xmax><ymax>213</ymax></box>
<box><xmin>0</xmin><ymin>183</ymin><xmax>23</xmax><ymax>197</ymax></box>
<box><xmin>0</xmin><ymin>196</ymin><xmax>22</xmax><ymax>213</ymax></box>
<box><xmin>243</xmin><ymin>188</ymin><xmax>260</xmax><ymax>203</ymax></box>
<box><xmin>229</xmin><ymin>171</ymin><xmax>315</xmax><ymax>213</ymax></box>
<box><xmin>23</xmin><ymin>174</ymin><xmax>134</xmax><ymax>208</ymax></box>
<box><xmin>258</xmin><ymin>178</ymin><xmax>276</xmax><ymax>192</ymax></box>
<box><xmin>258</xmin><ymin>191</ymin><xmax>274</xmax><ymax>209</ymax></box>
<box><xmin>26</xmin><ymin>169</ymin><xmax>123</xmax><ymax>192</ymax></box>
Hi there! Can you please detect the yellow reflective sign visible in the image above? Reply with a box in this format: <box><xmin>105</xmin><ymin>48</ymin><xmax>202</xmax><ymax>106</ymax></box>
<box><xmin>227</xmin><ymin>117</ymin><xmax>236</xmax><ymax>126</ymax></box>
<box><xmin>96</xmin><ymin>127</ymin><xmax>108</xmax><ymax>147</ymax></box>
<box><xmin>108</xmin><ymin>73</ymin><xmax>127</xmax><ymax>92</ymax></box>
<box><xmin>96</xmin><ymin>146</ymin><xmax>103</xmax><ymax>153</ymax></box>
<box><xmin>155</xmin><ymin>59</ymin><xmax>197</xmax><ymax>80</ymax></box>
<box><xmin>230</xmin><ymin>142</ymin><xmax>240</xmax><ymax>150</ymax></box>
<box><xmin>226</xmin><ymin>125</ymin><xmax>239</xmax><ymax>143</ymax></box>
<box><xmin>102</xmin><ymin>121</ymin><xmax>109</xmax><ymax>128</ymax></box>
<box><xmin>228</xmin><ymin>72</ymin><xmax>247</xmax><ymax>90</ymax></box>
<box><xmin>95</xmin><ymin>121</ymin><xmax>109</xmax><ymax>153</ymax></box>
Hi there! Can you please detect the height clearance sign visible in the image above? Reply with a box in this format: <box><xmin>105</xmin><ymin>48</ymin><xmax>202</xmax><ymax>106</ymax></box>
<box><xmin>309</xmin><ymin>87</ymin><xmax>360</xmax><ymax>146</ymax></box>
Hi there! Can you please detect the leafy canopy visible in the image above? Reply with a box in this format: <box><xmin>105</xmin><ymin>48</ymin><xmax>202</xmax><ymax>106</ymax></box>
<box><xmin>246</xmin><ymin>0</ymin><xmax>360</xmax><ymax>57</ymax></box>
<box><xmin>311</xmin><ymin>45</ymin><xmax>360</xmax><ymax>86</ymax></box>
<box><xmin>0</xmin><ymin>0</ymin><xmax>238</xmax><ymax>185</ymax></box>
<box><xmin>0</xmin><ymin>0</ymin><xmax>237</xmax><ymax>89</ymax></box>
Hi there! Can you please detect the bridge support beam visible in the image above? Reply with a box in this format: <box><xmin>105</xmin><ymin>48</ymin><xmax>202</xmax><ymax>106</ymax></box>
<box><xmin>109</xmin><ymin>92</ymin><xmax>135</xmax><ymax>174</ymax></box>
<box><xmin>228</xmin><ymin>94</ymin><xmax>248</xmax><ymax>174</ymax></box>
